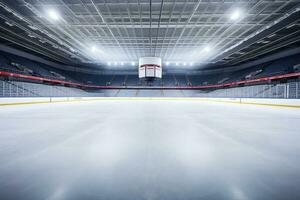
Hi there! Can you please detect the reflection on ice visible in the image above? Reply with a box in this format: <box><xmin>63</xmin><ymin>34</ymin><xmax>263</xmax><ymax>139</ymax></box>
<box><xmin>0</xmin><ymin>100</ymin><xmax>300</xmax><ymax>200</ymax></box>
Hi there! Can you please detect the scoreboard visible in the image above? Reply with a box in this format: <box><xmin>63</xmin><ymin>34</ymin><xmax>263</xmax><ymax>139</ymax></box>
<box><xmin>138</xmin><ymin>57</ymin><xmax>162</xmax><ymax>79</ymax></box>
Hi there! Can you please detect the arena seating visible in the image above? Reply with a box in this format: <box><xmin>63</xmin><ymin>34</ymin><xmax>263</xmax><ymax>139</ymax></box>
<box><xmin>0</xmin><ymin>80</ymin><xmax>93</xmax><ymax>97</ymax></box>
<box><xmin>1</xmin><ymin>50</ymin><xmax>300</xmax><ymax>98</ymax></box>
<box><xmin>1</xmin><ymin>50</ymin><xmax>299</xmax><ymax>87</ymax></box>
<box><xmin>1</xmin><ymin>78</ymin><xmax>299</xmax><ymax>98</ymax></box>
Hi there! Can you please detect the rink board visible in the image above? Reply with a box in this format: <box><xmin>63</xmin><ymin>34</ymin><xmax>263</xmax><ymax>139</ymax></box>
<box><xmin>0</xmin><ymin>97</ymin><xmax>300</xmax><ymax>108</ymax></box>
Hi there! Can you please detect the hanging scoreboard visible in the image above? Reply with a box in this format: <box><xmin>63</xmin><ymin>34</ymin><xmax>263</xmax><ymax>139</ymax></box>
<box><xmin>138</xmin><ymin>57</ymin><xmax>162</xmax><ymax>79</ymax></box>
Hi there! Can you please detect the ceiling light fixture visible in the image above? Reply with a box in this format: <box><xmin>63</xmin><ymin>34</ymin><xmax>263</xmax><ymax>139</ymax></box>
<box><xmin>230</xmin><ymin>9</ymin><xmax>242</xmax><ymax>21</ymax></box>
<box><xmin>91</xmin><ymin>46</ymin><xmax>97</xmax><ymax>53</ymax></box>
<box><xmin>204</xmin><ymin>46</ymin><xmax>211</xmax><ymax>53</ymax></box>
<box><xmin>47</xmin><ymin>9</ymin><xmax>60</xmax><ymax>21</ymax></box>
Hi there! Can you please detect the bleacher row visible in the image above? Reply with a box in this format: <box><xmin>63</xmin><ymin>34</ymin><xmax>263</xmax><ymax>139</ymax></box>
<box><xmin>1</xmin><ymin>50</ymin><xmax>300</xmax><ymax>87</ymax></box>
<box><xmin>0</xmin><ymin>79</ymin><xmax>190</xmax><ymax>97</ymax></box>
<box><xmin>1</xmin><ymin>79</ymin><xmax>300</xmax><ymax>98</ymax></box>
<box><xmin>0</xmin><ymin>80</ymin><xmax>93</xmax><ymax>97</ymax></box>
<box><xmin>204</xmin><ymin>82</ymin><xmax>298</xmax><ymax>99</ymax></box>
<box><xmin>1</xmin><ymin>50</ymin><xmax>300</xmax><ymax>98</ymax></box>
<box><xmin>71</xmin><ymin>68</ymin><xmax>296</xmax><ymax>87</ymax></box>
<box><xmin>0</xmin><ymin>53</ymin><xmax>75</xmax><ymax>82</ymax></box>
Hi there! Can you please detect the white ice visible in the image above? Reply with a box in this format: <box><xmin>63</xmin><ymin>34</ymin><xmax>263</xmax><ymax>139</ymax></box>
<box><xmin>0</xmin><ymin>100</ymin><xmax>300</xmax><ymax>200</ymax></box>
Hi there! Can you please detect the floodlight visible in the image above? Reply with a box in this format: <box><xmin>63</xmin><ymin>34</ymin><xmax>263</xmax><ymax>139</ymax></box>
<box><xmin>91</xmin><ymin>46</ymin><xmax>97</xmax><ymax>53</ymax></box>
<box><xmin>230</xmin><ymin>9</ymin><xmax>242</xmax><ymax>21</ymax></box>
<box><xmin>47</xmin><ymin>9</ymin><xmax>60</xmax><ymax>21</ymax></box>
<box><xmin>204</xmin><ymin>46</ymin><xmax>211</xmax><ymax>53</ymax></box>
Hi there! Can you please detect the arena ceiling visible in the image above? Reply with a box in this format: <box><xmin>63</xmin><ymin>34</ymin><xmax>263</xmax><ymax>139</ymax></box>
<box><xmin>0</xmin><ymin>0</ymin><xmax>300</xmax><ymax>70</ymax></box>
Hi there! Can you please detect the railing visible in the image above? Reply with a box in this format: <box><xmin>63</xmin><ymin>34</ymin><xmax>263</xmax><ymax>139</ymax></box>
<box><xmin>196</xmin><ymin>81</ymin><xmax>300</xmax><ymax>99</ymax></box>
<box><xmin>0</xmin><ymin>67</ymin><xmax>69</xmax><ymax>82</ymax></box>
<box><xmin>1</xmin><ymin>78</ymin><xmax>300</xmax><ymax>99</ymax></box>
<box><xmin>0</xmin><ymin>80</ymin><xmax>97</xmax><ymax>97</ymax></box>
<box><xmin>1</xmin><ymin>69</ymin><xmax>300</xmax><ymax>90</ymax></box>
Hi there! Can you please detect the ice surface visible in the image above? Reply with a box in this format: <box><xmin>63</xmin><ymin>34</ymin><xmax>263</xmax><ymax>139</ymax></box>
<box><xmin>0</xmin><ymin>100</ymin><xmax>300</xmax><ymax>200</ymax></box>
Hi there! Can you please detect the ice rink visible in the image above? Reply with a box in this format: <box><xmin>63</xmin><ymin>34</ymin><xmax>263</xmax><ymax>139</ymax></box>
<box><xmin>0</xmin><ymin>100</ymin><xmax>300</xmax><ymax>200</ymax></box>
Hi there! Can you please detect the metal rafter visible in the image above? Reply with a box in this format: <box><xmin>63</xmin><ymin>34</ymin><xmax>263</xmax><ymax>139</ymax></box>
<box><xmin>0</xmin><ymin>0</ymin><xmax>299</xmax><ymax>69</ymax></box>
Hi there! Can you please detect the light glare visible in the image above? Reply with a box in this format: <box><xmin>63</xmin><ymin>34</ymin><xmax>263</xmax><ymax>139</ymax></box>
<box><xmin>204</xmin><ymin>46</ymin><xmax>211</xmax><ymax>53</ymax></box>
<box><xmin>91</xmin><ymin>46</ymin><xmax>97</xmax><ymax>53</ymax></box>
<box><xmin>230</xmin><ymin>9</ymin><xmax>242</xmax><ymax>21</ymax></box>
<box><xmin>48</xmin><ymin>9</ymin><xmax>60</xmax><ymax>21</ymax></box>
